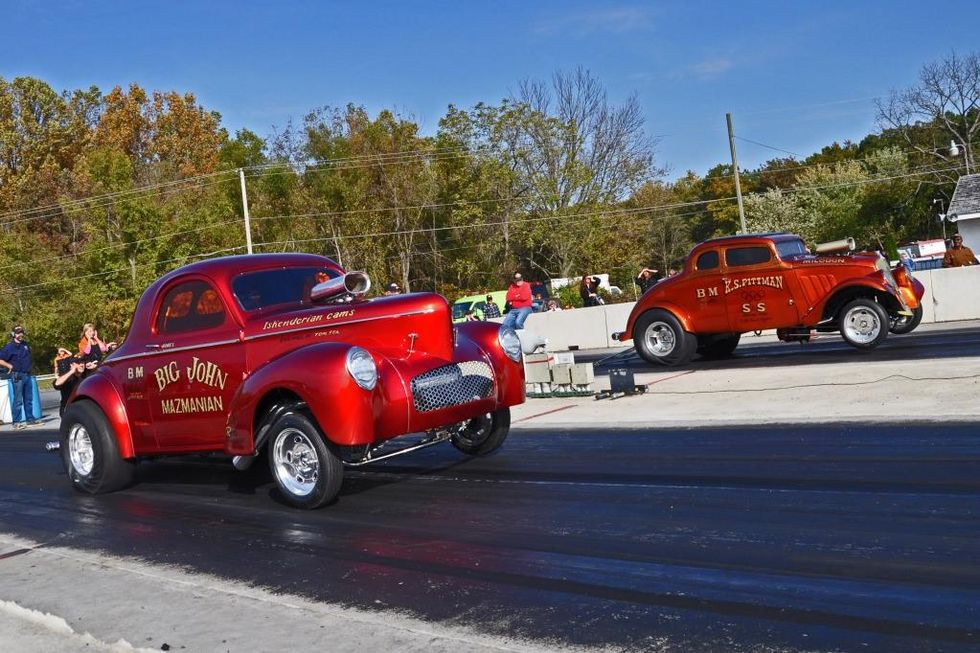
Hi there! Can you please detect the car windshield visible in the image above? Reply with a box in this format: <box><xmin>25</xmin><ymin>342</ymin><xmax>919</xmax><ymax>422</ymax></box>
<box><xmin>451</xmin><ymin>302</ymin><xmax>473</xmax><ymax>320</ymax></box>
<box><xmin>775</xmin><ymin>238</ymin><xmax>808</xmax><ymax>259</ymax></box>
<box><xmin>232</xmin><ymin>267</ymin><xmax>341</xmax><ymax>312</ymax></box>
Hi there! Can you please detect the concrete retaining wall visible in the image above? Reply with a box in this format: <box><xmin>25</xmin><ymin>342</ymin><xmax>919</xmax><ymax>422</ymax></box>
<box><xmin>521</xmin><ymin>266</ymin><xmax>978</xmax><ymax>350</ymax></box>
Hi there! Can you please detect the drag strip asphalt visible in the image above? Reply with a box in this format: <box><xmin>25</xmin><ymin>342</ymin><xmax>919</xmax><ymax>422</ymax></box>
<box><xmin>1</xmin><ymin>422</ymin><xmax>978</xmax><ymax>653</ymax></box>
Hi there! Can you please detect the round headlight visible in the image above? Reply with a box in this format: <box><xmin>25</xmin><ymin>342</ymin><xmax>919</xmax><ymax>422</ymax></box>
<box><xmin>345</xmin><ymin>347</ymin><xmax>378</xmax><ymax>390</ymax></box>
<box><xmin>498</xmin><ymin>326</ymin><xmax>522</xmax><ymax>362</ymax></box>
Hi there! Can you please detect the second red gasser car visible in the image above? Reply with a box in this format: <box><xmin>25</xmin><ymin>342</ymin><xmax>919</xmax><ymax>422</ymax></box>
<box><xmin>59</xmin><ymin>253</ymin><xmax>526</xmax><ymax>508</ymax></box>
<box><xmin>614</xmin><ymin>233</ymin><xmax>925</xmax><ymax>366</ymax></box>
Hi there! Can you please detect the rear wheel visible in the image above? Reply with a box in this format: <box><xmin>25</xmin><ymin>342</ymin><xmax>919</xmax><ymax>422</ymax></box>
<box><xmin>890</xmin><ymin>305</ymin><xmax>923</xmax><ymax>335</ymax></box>
<box><xmin>633</xmin><ymin>309</ymin><xmax>696</xmax><ymax>366</ymax></box>
<box><xmin>839</xmin><ymin>298</ymin><xmax>889</xmax><ymax>350</ymax></box>
<box><xmin>697</xmin><ymin>334</ymin><xmax>741</xmax><ymax>359</ymax></box>
<box><xmin>451</xmin><ymin>407</ymin><xmax>510</xmax><ymax>456</ymax></box>
<box><xmin>267</xmin><ymin>410</ymin><xmax>343</xmax><ymax>509</ymax></box>
<box><xmin>60</xmin><ymin>400</ymin><xmax>136</xmax><ymax>494</ymax></box>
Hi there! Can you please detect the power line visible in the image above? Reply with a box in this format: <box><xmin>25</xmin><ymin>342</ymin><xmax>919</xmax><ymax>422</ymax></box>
<box><xmin>0</xmin><ymin>218</ymin><xmax>246</xmax><ymax>274</ymax></box>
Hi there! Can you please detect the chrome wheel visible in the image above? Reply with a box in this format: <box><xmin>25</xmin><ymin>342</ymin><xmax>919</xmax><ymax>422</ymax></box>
<box><xmin>842</xmin><ymin>305</ymin><xmax>882</xmax><ymax>345</ymax></box>
<box><xmin>643</xmin><ymin>321</ymin><xmax>677</xmax><ymax>357</ymax></box>
<box><xmin>272</xmin><ymin>428</ymin><xmax>320</xmax><ymax>498</ymax></box>
<box><xmin>68</xmin><ymin>423</ymin><xmax>95</xmax><ymax>477</ymax></box>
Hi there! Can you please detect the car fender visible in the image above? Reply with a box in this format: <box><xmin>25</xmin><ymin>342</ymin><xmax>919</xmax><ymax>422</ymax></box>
<box><xmin>814</xmin><ymin>277</ymin><xmax>903</xmax><ymax>322</ymax></box>
<box><xmin>72</xmin><ymin>373</ymin><xmax>135</xmax><ymax>459</ymax></box>
<box><xmin>454</xmin><ymin>321</ymin><xmax>525</xmax><ymax>407</ymax></box>
<box><xmin>225</xmin><ymin>342</ymin><xmax>380</xmax><ymax>455</ymax></box>
<box><xmin>623</xmin><ymin>299</ymin><xmax>695</xmax><ymax>340</ymax></box>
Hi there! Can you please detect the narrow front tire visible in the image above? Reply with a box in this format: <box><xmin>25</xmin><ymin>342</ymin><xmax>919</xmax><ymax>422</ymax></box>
<box><xmin>267</xmin><ymin>410</ymin><xmax>343</xmax><ymax>509</ymax></box>
<box><xmin>451</xmin><ymin>407</ymin><xmax>510</xmax><ymax>456</ymax></box>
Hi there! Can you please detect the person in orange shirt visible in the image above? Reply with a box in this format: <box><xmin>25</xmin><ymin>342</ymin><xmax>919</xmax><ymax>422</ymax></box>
<box><xmin>943</xmin><ymin>234</ymin><xmax>979</xmax><ymax>267</ymax></box>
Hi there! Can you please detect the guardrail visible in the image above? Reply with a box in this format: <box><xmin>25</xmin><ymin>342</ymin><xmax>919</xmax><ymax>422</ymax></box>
<box><xmin>521</xmin><ymin>265</ymin><xmax>977</xmax><ymax>351</ymax></box>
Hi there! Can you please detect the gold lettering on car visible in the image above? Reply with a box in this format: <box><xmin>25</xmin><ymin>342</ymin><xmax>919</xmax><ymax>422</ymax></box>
<box><xmin>696</xmin><ymin>287</ymin><xmax>719</xmax><ymax>299</ymax></box>
<box><xmin>187</xmin><ymin>357</ymin><xmax>227</xmax><ymax>390</ymax></box>
<box><xmin>154</xmin><ymin>361</ymin><xmax>180</xmax><ymax>391</ymax></box>
<box><xmin>160</xmin><ymin>395</ymin><xmax>224</xmax><ymax>414</ymax></box>
<box><xmin>724</xmin><ymin>275</ymin><xmax>784</xmax><ymax>295</ymax></box>
<box><xmin>741</xmin><ymin>302</ymin><xmax>767</xmax><ymax>313</ymax></box>
<box><xmin>261</xmin><ymin>310</ymin><xmax>355</xmax><ymax>331</ymax></box>
<box><xmin>127</xmin><ymin>366</ymin><xmax>144</xmax><ymax>380</ymax></box>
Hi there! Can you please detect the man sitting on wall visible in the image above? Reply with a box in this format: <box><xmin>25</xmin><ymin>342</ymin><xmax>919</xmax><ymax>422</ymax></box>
<box><xmin>943</xmin><ymin>234</ymin><xmax>979</xmax><ymax>267</ymax></box>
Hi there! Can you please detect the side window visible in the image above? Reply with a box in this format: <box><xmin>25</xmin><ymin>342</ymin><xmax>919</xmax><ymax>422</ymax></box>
<box><xmin>156</xmin><ymin>280</ymin><xmax>227</xmax><ymax>334</ymax></box>
<box><xmin>696</xmin><ymin>250</ymin><xmax>719</xmax><ymax>270</ymax></box>
<box><xmin>726</xmin><ymin>246</ymin><xmax>772</xmax><ymax>268</ymax></box>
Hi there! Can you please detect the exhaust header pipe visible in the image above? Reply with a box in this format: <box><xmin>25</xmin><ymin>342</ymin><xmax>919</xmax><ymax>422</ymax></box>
<box><xmin>311</xmin><ymin>271</ymin><xmax>371</xmax><ymax>302</ymax></box>
<box><xmin>814</xmin><ymin>237</ymin><xmax>856</xmax><ymax>255</ymax></box>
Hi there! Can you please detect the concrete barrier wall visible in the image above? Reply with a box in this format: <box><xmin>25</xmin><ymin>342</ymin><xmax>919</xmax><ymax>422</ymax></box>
<box><xmin>520</xmin><ymin>266</ymin><xmax>979</xmax><ymax>350</ymax></box>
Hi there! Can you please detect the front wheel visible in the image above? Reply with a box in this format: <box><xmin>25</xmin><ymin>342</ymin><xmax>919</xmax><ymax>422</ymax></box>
<box><xmin>60</xmin><ymin>400</ymin><xmax>136</xmax><ymax>494</ymax></box>
<box><xmin>633</xmin><ymin>309</ymin><xmax>696</xmax><ymax>366</ymax></box>
<box><xmin>890</xmin><ymin>305</ymin><xmax>923</xmax><ymax>335</ymax></box>
<box><xmin>839</xmin><ymin>298</ymin><xmax>889</xmax><ymax>350</ymax></box>
<box><xmin>266</xmin><ymin>410</ymin><xmax>343</xmax><ymax>509</ymax></box>
<box><xmin>451</xmin><ymin>407</ymin><xmax>510</xmax><ymax>456</ymax></box>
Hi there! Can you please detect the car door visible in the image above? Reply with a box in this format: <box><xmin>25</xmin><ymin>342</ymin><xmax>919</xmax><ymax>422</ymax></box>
<box><xmin>685</xmin><ymin>248</ymin><xmax>730</xmax><ymax>332</ymax></box>
<box><xmin>144</xmin><ymin>277</ymin><xmax>245</xmax><ymax>452</ymax></box>
<box><xmin>723</xmin><ymin>244</ymin><xmax>800</xmax><ymax>331</ymax></box>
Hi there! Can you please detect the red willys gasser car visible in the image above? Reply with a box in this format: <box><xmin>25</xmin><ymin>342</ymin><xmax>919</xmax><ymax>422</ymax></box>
<box><xmin>59</xmin><ymin>254</ymin><xmax>526</xmax><ymax>509</ymax></box>
<box><xmin>614</xmin><ymin>233</ymin><xmax>926</xmax><ymax>366</ymax></box>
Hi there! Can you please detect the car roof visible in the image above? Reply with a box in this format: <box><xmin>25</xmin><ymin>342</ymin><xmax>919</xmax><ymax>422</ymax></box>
<box><xmin>696</xmin><ymin>232</ymin><xmax>802</xmax><ymax>248</ymax></box>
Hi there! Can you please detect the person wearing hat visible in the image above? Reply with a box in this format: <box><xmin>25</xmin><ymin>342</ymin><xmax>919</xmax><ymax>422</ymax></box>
<box><xmin>482</xmin><ymin>294</ymin><xmax>501</xmax><ymax>319</ymax></box>
<box><xmin>0</xmin><ymin>326</ymin><xmax>42</xmax><ymax>429</ymax></box>
<box><xmin>384</xmin><ymin>282</ymin><xmax>402</xmax><ymax>296</ymax></box>
<box><xmin>503</xmin><ymin>272</ymin><xmax>533</xmax><ymax>330</ymax></box>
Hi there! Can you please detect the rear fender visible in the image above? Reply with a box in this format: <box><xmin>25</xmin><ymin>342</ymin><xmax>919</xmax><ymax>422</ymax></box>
<box><xmin>72</xmin><ymin>373</ymin><xmax>135</xmax><ymax>459</ymax></box>
<box><xmin>623</xmin><ymin>300</ymin><xmax>694</xmax><ymax>340</ymax></box>
<box><xmin>225</xmin><ymin>342</ymin><xmax>378</xmax><ymax>455</ymax></box>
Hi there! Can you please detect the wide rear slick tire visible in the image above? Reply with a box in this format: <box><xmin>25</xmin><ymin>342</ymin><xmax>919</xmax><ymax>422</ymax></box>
<box><xmin>633</xmin><ymin>309</ymin><xmax>696</xmax><ymax>366</ymax></box>
<box><xmin>839</xmin><ymin>298</ymin><xmax>889</xmax><ymax>350</ymax></box>
<box><xmin>890</xmin><ymin>305</ymin><xmax>923</xmax><ymax>335</ymax></box>
<box><xmin>266</xmin><ymin>410</ymin><xmax>343</xmax><ymax>509</ymax></box>
<box><xmin>451</xmin><ymin>407</ymin><xmax>510</xmax><ymax>456</ymax></box>
<box><xmin>60</xmin><ymin>400</ymin><xmax>136</xmax><ymax>494</ymax></box>
<box><xmin>697</xmin><ymin>334</ymin><xmax>741</xmax><ymax>359</ymax></box>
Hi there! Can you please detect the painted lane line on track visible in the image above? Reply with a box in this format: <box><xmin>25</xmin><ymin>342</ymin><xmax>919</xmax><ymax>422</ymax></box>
<box><xmin>643</xmin><ymin>369</ymin><xmax>696</xmax><ymax>388</ymax></box>
<box><xmin>513</xmin><ymin>404</ymin><xmax>576</xmax><ymax>424</ymax></box>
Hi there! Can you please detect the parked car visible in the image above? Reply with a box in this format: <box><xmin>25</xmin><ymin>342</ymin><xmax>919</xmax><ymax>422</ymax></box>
<box><xmin>613</xmin><ymin>233</ymin><xmax>925</xmax><ymax>366</ymax></box>
<box><xmin>60</xmin><ymin>253</ymin><xmax>526</xmax><ymax>508</ymax></box>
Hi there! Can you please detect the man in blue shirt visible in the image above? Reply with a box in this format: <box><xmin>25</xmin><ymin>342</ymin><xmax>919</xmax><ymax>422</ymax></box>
<box><xmin>0</xmin><ymin>326</ymin><xmax>41</xmax><ymax>429</ymax></box>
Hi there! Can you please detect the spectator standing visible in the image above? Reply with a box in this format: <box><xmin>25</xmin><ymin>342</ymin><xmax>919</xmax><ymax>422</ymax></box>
<box><xmin>53</xmin><ymin>348</ymin><xmax>85</xmax><ymax>416</ymax></box>
<box><xmin>483</xmin><ymin>295</ymin><xmax>501</xmax><ymax>319</ymax></box>
<box><xmin>502</xmin><ymin>272</ymin><xmax>533</xmax><ymax>330</ymax></box>
<box><xmin>634</xmin><ymin>267</ymin><xmax>661</xmax><ymax>293</ymax></box>
<box><xmin>77</xmin><ymin>323</ymin><xmax>116</xmax><ymax>366</ymax></box>
<box><xmin>0</xmin><ymin>326</ymin><xmax>42</xmax><ymax>429</ymax></box>
<box><xmin>942</xmin><ymin>234</ymin><xmax>979</xmax><ymax>267</ymax></box>
<box><xmin>579</xmin><ymin>275</ymin><xmax>604</xmax><ymax>307</ymax></box>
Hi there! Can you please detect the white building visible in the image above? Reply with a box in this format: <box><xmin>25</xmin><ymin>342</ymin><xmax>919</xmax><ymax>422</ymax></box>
<box><xmin>948</xmin><ymin>173</ymin><xmax>980</xmax><ymax>250</ymax></box>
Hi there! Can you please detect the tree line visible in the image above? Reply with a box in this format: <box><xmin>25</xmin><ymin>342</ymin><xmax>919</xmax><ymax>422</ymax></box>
<box><xmin>0</xmin><ymin>53</ymin><xmax>977</xmax><ymax>366</ymax></box>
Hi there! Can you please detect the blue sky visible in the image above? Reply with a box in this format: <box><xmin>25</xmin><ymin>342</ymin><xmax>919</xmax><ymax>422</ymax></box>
<box><xmin>5</xmin><ymin>1</ymin><xmax>979</xmax><ymax>178</ymax></box>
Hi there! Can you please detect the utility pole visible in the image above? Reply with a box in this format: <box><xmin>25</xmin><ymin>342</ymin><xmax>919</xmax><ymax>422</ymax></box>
<box><xmin>239</xmin><ymin>168</ymin><xmax>253</xmax><ymax>254</ymax></box>
<box><xmin>726</xmin><ymin>113</ymin><xmax>747</xmax><ymax>234</ymax></box>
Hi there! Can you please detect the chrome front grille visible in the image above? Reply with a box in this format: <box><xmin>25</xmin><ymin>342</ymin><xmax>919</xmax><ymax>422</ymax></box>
<box><xmin>411</xmin><ymin>361</ymin><xmax>494</xmax><ymax>413</ymax></box>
